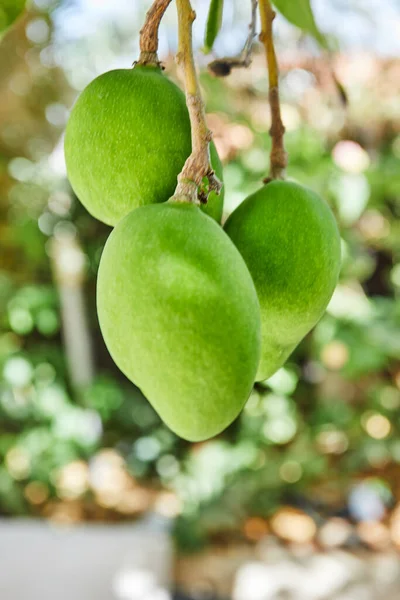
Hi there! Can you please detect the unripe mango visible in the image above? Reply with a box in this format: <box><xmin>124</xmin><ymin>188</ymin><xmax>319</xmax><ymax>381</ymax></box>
<box><xmin>224</xmin><ymin>181</ymin><xmax>341</xmax><ymax>381</ymax></box>
<box><xmin>64</xmin><ymin>66</ymin><xmax>224</xmax><ymax>225</ymax></box>
<box><xmin>97</xmin><ymin>202</ymin><xmax>261</xmax><ymax>441</ymax></box>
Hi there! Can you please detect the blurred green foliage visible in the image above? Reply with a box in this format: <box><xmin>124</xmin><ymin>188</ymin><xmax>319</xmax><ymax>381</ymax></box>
<box><xmin>272</xmin><ymin>0</ymin><xmax>328</xmax><ymax>48</ymax></box>
<box><xmin>0</xmin><ymin>0</ymin><xmax>26</xmax><ymax>37</ymax></box>
<box><xmin>204</xmin><ymin>0</ymin><xmax>224</xmax><ymax>53</ymax></box>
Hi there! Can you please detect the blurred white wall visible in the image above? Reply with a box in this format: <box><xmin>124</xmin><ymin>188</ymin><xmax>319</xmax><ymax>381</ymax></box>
<box><xmin>0</xmin><ymin>516</ymin><xmax>173</xmax><ymax>600</ymax></box>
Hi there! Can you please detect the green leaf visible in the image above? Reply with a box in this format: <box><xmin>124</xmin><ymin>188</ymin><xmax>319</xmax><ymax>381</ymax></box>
<box><xmin>272</xmin><ymin>0</ymin><xmax>327</xmax><ymax>48</ymax></box>
<box><xmin>204</xmin><ymin>0</ymin><xmax>224</xmax><ymax>54</ymax></box>
<box><xmin>0</xmin><ymin>0</ymin><xmax>26</xmax><ymax>37</ymax></box>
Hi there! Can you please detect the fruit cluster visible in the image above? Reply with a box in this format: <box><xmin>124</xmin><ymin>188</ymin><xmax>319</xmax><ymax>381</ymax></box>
<box><xmin>65</xmin><ymin>65</ymin><xmax>341</xmax><ymax>441</ymax></box>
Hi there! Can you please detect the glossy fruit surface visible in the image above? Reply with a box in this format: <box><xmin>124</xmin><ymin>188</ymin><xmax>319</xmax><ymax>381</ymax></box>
<box><xmin>224</xmin><ymin>181</ymin><xmax>341</xmax><ymax>381</ymax></box>
<box><xmin>65</xmin><ymin>65</ymin><xmax>224</xmax><ymax>225</ymax></box>
<box><xmin>97</xmin><ymin>201</ymin><xmax>260</xmax><ymax>441</ymax></box>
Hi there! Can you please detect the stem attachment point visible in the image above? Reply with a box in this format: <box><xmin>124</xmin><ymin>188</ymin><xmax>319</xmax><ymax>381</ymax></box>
<box><xmin>137</xmin><ymin>0</ymin><xmax>173</xmax><ymax>67</ymax></box>
<box><xmin>172</xmin><ymin>0</ymin><xmax>222</xmax><ymax>205</ymax></box>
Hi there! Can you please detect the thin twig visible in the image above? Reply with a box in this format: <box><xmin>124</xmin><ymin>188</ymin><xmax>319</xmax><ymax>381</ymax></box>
<box><xmin>259</xmin><ymin>0</ymin><xmax>287</xmax><ymax>181</ymax></box>
<box><xmin>172</xmin><ymin>0</ymin><xmax>222</xmax><ymax>205</ymax></box>
<box><xmin>241</xmin><ymin>0</ymin><xmax>258</xmax><ymax>64</ymax></box>
<box><xmin>137</xmin><ymin>0</ymin><xmax>173</xmax><ymax>66</ymax></box>
<box><xmin>208</xmin><ymin>0</ymin><xmax>258</xmax><ymax>77</ymax></box>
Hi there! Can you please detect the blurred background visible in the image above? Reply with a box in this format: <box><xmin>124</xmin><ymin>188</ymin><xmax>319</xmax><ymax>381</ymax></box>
<box><xmin>1</xmin><ymin>0</ymin><xmax>400</xmax><ymax>598</ymax></box>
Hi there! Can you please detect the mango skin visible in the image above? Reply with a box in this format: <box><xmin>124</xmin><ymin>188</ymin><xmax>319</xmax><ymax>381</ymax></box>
<box><xmin>224</xmin><ymin>181</ymin><xmax>341</xmax><ymax>381</ymax></box>
<box><xmin>64</xmin><ymin>66</ymin><xmax>224</xmax><ymax>226</ymax></box>
<box><xmin>97</xmin><ymin>201</ymin><xmax>261</xmax><ymax>441</ymax></box>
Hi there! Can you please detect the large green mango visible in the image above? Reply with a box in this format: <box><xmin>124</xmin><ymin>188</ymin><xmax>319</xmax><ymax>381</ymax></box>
<box><xmin>65</xmin><ymin>65</ymin><xmax>224</xmax><ymax>226</ymax></box>
<box><xmin>97</xmin><ymin>202</ymin><xmax>261</xmax><ymax>441</ymax></box>
<box><xmin>225</xmin><ymin>181</ymin><xmax>341</xmax><ymax>381</ymax></box>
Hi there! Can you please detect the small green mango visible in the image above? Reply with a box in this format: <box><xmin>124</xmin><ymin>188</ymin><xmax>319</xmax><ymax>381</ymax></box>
<box><xmin>224</xmin><ymin>181</ymin><xmax>341</xmax><ymax>381</ymax></box>
<box><xmin>64</xmin><ymin>65</ymin><xmax>224</xmax><ymax>226</ymax></box>
<box><xmin>97</xmin><ymin>201</ymin><xmax>261</xmax><ymax>441</ymax></box>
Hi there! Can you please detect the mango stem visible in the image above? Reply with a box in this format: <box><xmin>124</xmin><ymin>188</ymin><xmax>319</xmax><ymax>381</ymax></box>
<box><xmin>258</xmin><ymin>0</ymin><xmax>288</xmax><ymax>181</ymax></box>
<box><xmin>172</xmin><ymin>0</ymin><xmax>222</xmax><ymax>204</ymax></box>
<box><xmin>137</xmin><ymin>0</ymin><xmax>173</xmax><ymax>67</ymax></box>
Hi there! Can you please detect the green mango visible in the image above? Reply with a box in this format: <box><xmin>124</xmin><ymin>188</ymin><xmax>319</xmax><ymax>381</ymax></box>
<box><xmin>97</xmin><ymin>201</ymin><xmax>261</xmax><ymax>441</ymax></box>
<box><xmin>224</xmin><ymin>181</ymin><xmax>341</xmax><ymax>381</ymax></box>
<box><xmin>64</xmin><ymin>65</ymin><xmax>224</xmax><ymax>226</ymax></box>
